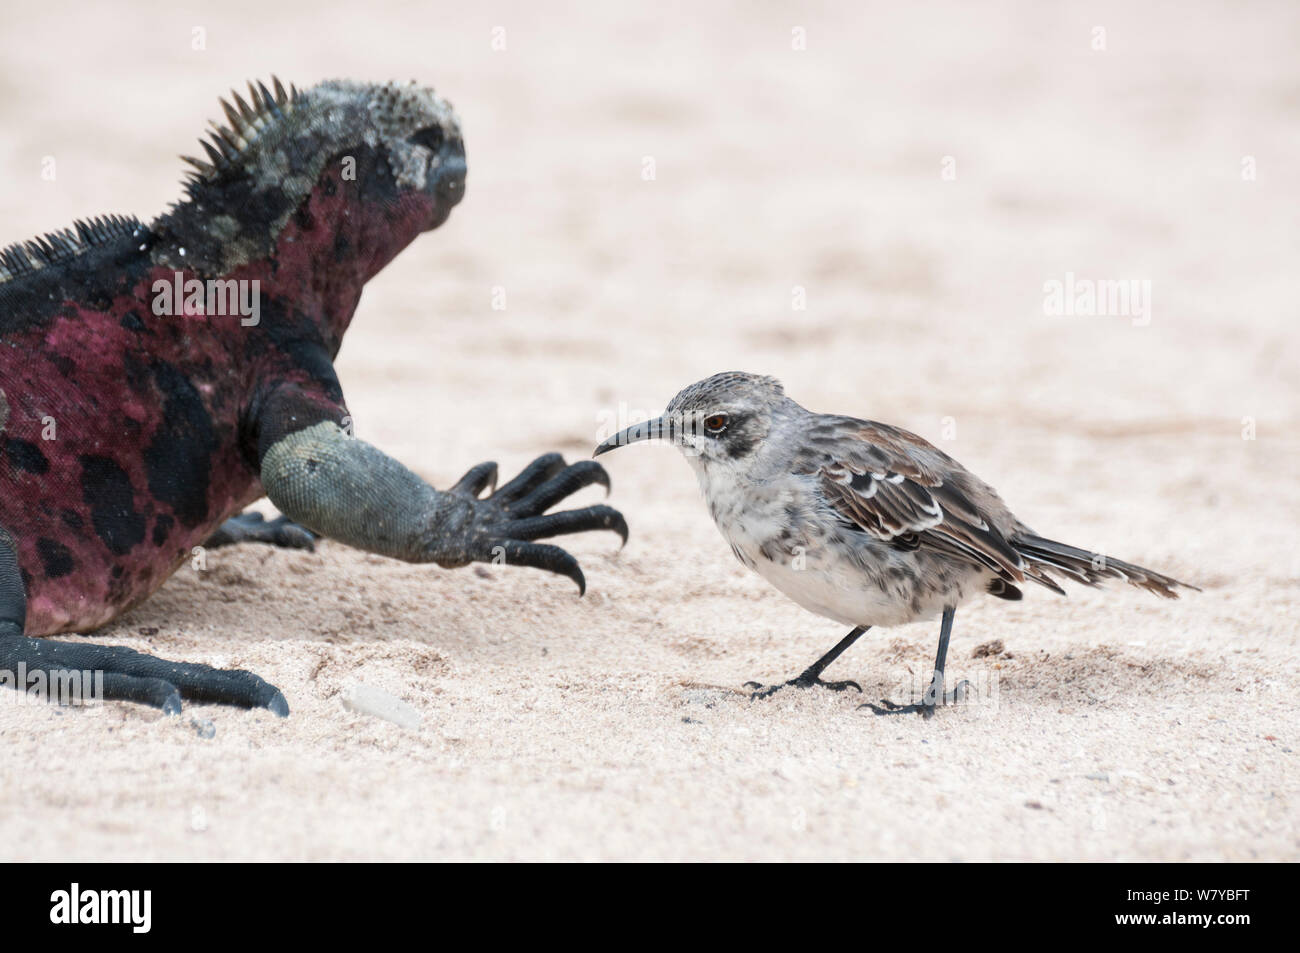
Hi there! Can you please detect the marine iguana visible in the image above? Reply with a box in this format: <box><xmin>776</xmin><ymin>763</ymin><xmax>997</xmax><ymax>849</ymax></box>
<box><xmin>0</xmin><ymin>78</ymin><xmax>627</xmax><ymax>717</ymax></box>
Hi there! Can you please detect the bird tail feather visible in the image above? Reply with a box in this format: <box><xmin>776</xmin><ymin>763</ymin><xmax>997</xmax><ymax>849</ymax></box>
<box><xmin>1011</xmin><ymin>533</ymin><xmax>1197</xmax><ymax>599</ymax></box>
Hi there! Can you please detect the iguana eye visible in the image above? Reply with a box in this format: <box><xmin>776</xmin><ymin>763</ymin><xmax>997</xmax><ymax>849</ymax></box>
<box><xmin>704</xmin><ymin>414</ymin><xmax>729</xmax><ymax>435</ymax></box>
<box><xmin>407</xmin><ymin>126</ymin><xmax>444</xmax><ymax>151</ymax></box>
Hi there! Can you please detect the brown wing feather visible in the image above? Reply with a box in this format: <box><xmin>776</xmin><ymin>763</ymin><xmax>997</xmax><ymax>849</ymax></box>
<box><xmin>804</xmin><ymin>417</ymin><xmax>1192</xmax><ymax>599</ymax></box>
<box><xmin>810</xmin><ymin>419</ymin><xmax>1030</xmax><ymax>584</ymax></box>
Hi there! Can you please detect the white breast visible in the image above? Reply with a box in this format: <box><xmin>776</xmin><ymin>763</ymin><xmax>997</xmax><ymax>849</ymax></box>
<box><xmin>693</xmin><ymin>461</ymin><xmax>972</xmax><ymax>628</ymax></box>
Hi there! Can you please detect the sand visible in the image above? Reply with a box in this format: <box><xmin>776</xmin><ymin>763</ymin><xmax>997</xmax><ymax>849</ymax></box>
<box><xmin>0</xmin><ymin>0</ymin><xmax>1296</xmax><ymax>861</ymax></box>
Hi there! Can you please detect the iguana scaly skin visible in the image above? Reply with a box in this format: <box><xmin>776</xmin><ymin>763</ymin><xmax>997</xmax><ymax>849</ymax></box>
<box><xmin>0</xmin><ymin>78</ymin><xmax>626</xmax><ymax>716</ymax></box>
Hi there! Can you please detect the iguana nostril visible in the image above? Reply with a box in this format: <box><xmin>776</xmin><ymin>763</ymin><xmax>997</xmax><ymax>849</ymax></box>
<box><xmin>433</xmin><ymin>154</ymin><xmax>466</xmax><ymax>205</ymax></box>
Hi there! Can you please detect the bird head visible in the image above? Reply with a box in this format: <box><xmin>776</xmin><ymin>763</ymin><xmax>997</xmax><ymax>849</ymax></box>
<box><xmin>594</xmin><ymin>372</ymin><xmax>788</xmax><ymax>471</ymax></box>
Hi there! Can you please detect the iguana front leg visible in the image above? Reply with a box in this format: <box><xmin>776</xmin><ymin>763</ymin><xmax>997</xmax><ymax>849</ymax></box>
<box><xmin>0</xmin><ymin>424</ymin><xmax>623</xmax><ymax>717</ymax></box>
<box><xmin>260</xmin><ymin>422</ymin><xmax>627</xmax><ymax>593</ymax></box>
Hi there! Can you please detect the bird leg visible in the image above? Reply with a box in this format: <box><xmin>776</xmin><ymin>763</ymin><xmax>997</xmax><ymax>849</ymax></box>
<box><xmin>747</xmin><ymin>626</ymin><xmax>868</xmax><ymax>698</ymax></box>
<box><xmin>863</xmin><ymin>606</ymin><xmax>968</xmax><ymax>718</ymax></box>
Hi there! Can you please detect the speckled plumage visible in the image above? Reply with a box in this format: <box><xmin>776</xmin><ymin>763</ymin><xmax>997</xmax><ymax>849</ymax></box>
<box><xmin>597</xmin><ymin>372</ymin><xmax>1195</xmax><ymax>712</ymax></box>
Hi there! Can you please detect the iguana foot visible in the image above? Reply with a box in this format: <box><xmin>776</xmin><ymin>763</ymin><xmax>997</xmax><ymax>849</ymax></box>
<box><xmin>745</xmin><ymin>676</ymin><xmax>862</xmax><ymax>699</ymax></box>
<box><xmin>0</xmin><ymin>629</ymin><xmax>288</xmax><ymax>716</ymax></box>
<box><xmin>204</xmin><ymin>511</ymin><xmax>316</xmax><ymax>551</ymax></box>
<box><xmin>450</xmin><ymin>453</ymin><xmax>628</xmax><ymax>595</ymax></box>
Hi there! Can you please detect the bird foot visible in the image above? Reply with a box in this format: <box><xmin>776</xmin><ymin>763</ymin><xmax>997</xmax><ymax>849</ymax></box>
<box><xmin>746</xmin><ymin>676</ymin><xmax>862</xmax><ymax>700</ymax></box>
<box><xmin>861</xmin><ymin>679</ymin><xmax>971</xmax><ymax>718</ymax></box>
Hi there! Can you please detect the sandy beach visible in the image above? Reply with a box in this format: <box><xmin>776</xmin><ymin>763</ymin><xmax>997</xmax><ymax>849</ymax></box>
<box><xmin>0</xmin><ymin>0</ymin><xmax>1296</xmax><ymax>861</ymax></box>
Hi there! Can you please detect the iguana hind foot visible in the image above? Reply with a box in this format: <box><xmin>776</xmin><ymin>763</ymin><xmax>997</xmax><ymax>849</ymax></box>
<box><xmin>205</xmin><ymin>511</ymin><xmax>316</xmax><ymax>551</ymax></box>
<box><xmin>1</xmin><ymin>622</ymin><xmax>287</xmax><ymax>716</ymax></box>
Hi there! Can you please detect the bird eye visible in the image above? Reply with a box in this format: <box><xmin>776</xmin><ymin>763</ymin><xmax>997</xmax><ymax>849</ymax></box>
<box><xmin>703</xmin><ymin>414</ymin><xmax>729</xmax><ymax>434</ymax></box>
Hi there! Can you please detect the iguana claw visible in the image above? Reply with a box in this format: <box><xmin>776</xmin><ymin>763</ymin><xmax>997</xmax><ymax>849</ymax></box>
<box><xmin>452</xmin><ymin>455</ymin><xmax>628</xmax><ymax>594</ymax></box>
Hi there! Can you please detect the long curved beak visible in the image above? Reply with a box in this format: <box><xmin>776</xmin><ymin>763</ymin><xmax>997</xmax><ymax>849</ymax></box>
<box><xmin>593</xmin><ymin>416</ymin><xmax>670</xmax><ymax>457</ymax></box>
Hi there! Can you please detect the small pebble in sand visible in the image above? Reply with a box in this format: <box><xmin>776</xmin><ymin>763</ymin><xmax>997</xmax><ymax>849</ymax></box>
<box><xmin>681</xmin><ymin>688</ymin><xmax>723</xmax><ymax>708</ymax></box>
<box><xmin>972</xmin><ymin>640</ymin><xmax>1005</xmax><ymax>658</ymax></box>
<box><xmin>1085</xmin><ymin>772</ymin><xmax>1109</xmax><ymax>781</ymax></box>
<box><xmin>191</xmin><ymin>718</ymin><xmax>215</xmax><ymax>739</ymax></box>
<box><xmin>341</xmin><ymin>682</ymin><xmax>422</xmax><ymax>730</ymax></box>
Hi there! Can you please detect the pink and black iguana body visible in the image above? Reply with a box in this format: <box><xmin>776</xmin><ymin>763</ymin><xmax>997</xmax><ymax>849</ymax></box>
<box><xmin>0</xmin><ymin>78</ymin><xmax>626</xmax><ymax>716</ymax></box>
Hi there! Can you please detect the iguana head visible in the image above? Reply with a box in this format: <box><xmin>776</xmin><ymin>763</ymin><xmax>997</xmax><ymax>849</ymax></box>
<box><xmin>159</xmin><ymin>77</ymin><xmax>466</xmax><ymax>279</ymax></box>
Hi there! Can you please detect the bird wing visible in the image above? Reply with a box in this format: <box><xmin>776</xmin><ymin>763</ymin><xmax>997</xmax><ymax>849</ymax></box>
<box><xmin>806</xmin><ymin>418</ymin><xmax>1061</xmax><ymax>590</ymax></box>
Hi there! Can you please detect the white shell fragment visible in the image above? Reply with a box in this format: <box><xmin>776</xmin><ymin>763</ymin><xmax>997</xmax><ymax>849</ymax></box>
<box><xmin>341</xmin><ymin>682</ymin><xmax>422</xmax><ymax>730</ymax></box>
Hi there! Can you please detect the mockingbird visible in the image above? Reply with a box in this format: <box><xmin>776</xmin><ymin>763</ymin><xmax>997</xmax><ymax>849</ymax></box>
<box><xmin>595</xmin><ymin>372</ymin><xmax>1195</xmax><ymax>717</ymax></box>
